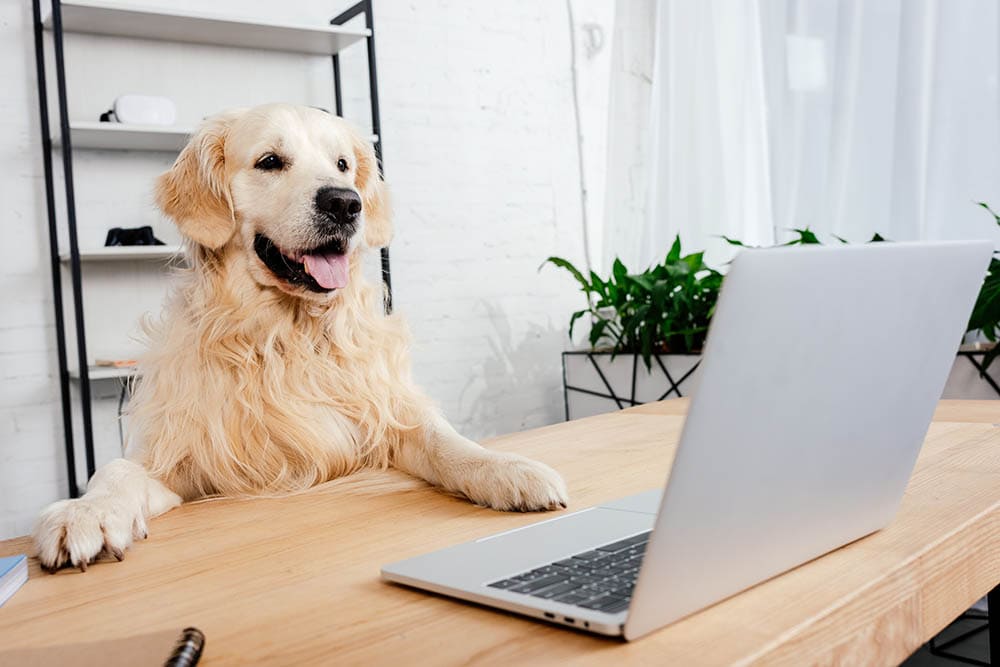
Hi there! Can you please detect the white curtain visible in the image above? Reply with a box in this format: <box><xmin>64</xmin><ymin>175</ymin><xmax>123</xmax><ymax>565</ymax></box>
<box><xmin>643</xmin><ymin>0</ymin><xmax>776</xmax><ymax>269</ymax></box>
<box><xmin>760</xmin><ymin>0</ymin><xmax>1000</xmax><ymax>246</ymax></box>
<box><xmin>600</xmin><ymin>0</ymin><xmax>657</xmax><ymax>272</ymax></box>
<box><xmin>601</xmin><ymin>0</ymin><xmax>1000</xmax><ymax>271</ymax></box>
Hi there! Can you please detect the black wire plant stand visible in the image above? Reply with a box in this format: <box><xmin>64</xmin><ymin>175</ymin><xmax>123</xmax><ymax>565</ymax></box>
<box><xmin>929</xmin><ymin>607</ymin><xmax>992</xmax><ymax>666</ymax></box>
<box><xmin>561</xmin><ymin>346</ymin><xmax>999</xmax><ymax>423</ymax></box>
<box><xmin>561</xmin><ymin>350</ymin><xmax>702</xmax><ymax>421</ymax></box>
<box><xmin>33</xmin><ymin>0</ymin><xmax>388</xmax><ymax>498</ymax></box>
<box><xmin>956</xmin><ymin>347</ymin><xmax>1000</xmax><ymax>398</ymax></box>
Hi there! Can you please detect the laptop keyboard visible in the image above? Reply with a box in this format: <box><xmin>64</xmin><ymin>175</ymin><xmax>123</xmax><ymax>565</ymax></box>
<box><xmin>486</xmin><ymin>531</ymin><xmax>651</xmax><ymax>615</ymax></box>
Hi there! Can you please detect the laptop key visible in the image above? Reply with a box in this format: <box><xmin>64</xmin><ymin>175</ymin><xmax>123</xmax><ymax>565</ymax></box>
<box><xmin>552</xmin><ymin>591</ymin><xmax>592</xmax><ymax>605</ymax></box>
<box><xmin>533</xmin><ymin>581</ymin><xmax>580</xmax><ymax>599</ymax></box>
<box><xmin>598</xmin><ymin>597</ymin><xmax>631</xmax><ymax>614</ymax></box>
<box><xmin>487</xmin><ymin>579</ymin><xmax>520</xmax><ymax>589</ymax></box>
<box><xmin>591</xmin><ymin>578</ymin><xmax>623</xmax><ymax>590</ymax></box>
<box><xmin>594</xmin><ymin>594</ymin><xmax>629</xmax><ymax>609</ymax></box>
<box><xmin>595</xmin><ymin>538</ymin><xmax>635</xmax><ymax>554</ymax></box>
<box><xmin>510</xmin><ymin>574</ymin><xmax>569</xmax><ymax>594</ymax></box>
<box><xmin>573</xmin><ymin>550</ymin><xmax>605</xmax><ymax>561</ymax></box>
<box><xmin>568</xmin><ymin>559</ymin><xmax>599</xmax><ymax>570</ymax></box>
<box><xmin>578</xmin><ymin>594</ymin><xmax>615</xmax><ymax>610</ymax></box>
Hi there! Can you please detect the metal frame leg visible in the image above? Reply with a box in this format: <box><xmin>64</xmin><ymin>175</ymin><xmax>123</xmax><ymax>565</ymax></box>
<box><xmin>51</xmin><ymin>0</ymin><xmax>97</xmax><ymax>483</ymax></box>
<box><xmin>926</xmin><ymin>586</ymin><xmax>996</xmax><ymax>666</ymax></box>
<box><xmin>32</xmin><ymin>0</ymin><xmax>78</xmax><ymax>498</ymax></box>
<box><xmin>330</xmin><ymin>0</ymin><xmax>392</xmax><ymax>313</ymax></box>
<box><xmin>990</xmin><ymin>584</ymin><xmax>998</xmax><ymax>663</ymax></box>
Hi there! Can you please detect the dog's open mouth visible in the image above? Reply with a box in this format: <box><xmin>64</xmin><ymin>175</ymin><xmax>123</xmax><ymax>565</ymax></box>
<box><xmin>253</xmin><ymin>234</ymin><xmax>350</xmax><ymax>293</ymax></box>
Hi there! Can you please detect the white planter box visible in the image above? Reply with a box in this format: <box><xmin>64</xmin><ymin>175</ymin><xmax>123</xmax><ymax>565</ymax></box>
<box><xmin>562</xmin><ymin>348</ymin><xmax>998</xmax><ymax>421</ymax></box>
<box><xmin>562</xmin><ymin>351</ymin><xmax>702</xmax><ymax>420</ymax></box>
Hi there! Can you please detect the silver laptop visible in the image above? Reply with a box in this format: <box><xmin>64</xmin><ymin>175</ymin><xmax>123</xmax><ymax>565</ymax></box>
<box><xmin>382</xmin><ymin>241</ymin><xmax>993</xmax><ymax>640</ymax></box>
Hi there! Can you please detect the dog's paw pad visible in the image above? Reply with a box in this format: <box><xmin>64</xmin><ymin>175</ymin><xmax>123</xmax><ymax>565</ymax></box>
<box><xmin>466</xmin><ymin>454</ymin><xmax>569</xmax><ymax>512</ymax></box>
<box><xmin>33</xmin><ymin>498</ymin><xmax>137</xmax><ymax>572</ymax></box>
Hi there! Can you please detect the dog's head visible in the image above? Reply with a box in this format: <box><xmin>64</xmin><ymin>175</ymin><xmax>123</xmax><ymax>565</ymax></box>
<box><xmin>156</xmin><ymin>104</ymin><xmax>390</xmax><ymax>298</ymax></box>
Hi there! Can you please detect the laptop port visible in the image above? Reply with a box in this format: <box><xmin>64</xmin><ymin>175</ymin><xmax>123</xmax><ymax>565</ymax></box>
<box><xmin>564</xmin><ymin>617</ymin><xmax>575</xmax><ymax>624</ymax></box>
<box><xmin>543</xmin><ymin>612</ymin><xmax>555</xmax><ymax>619</ymax></box>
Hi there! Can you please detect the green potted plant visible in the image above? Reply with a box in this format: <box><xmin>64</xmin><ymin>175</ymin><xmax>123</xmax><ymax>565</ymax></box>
<box><xmin>945</xmin><ymin>203</ymin><xmax>1000</xmax><ymax>397</ymax></box>
<box><xmin>547</xmin><ymin>211</ymin><xmax>999</xmax><ymax>420</ymax></box>
<box><xmin>543</xmin><ymin>236</ymin><xmax>721</xmax><ymax>419</ymax></box>
<box><xmin>967</xmin><ymin>204</ymin><xmax>1000</xmax><ymax>368</ymax></box>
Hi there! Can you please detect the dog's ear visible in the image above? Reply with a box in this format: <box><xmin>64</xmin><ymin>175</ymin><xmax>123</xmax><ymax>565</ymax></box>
<box><xmin>352</xmin><ymin>132</ymin><xmax>393</xmax><ymax>248</ymax></box>
<box><xmin>155</xmin><ymin>110</ymin><xmax>244</xmax><ymax>249</ymax></box>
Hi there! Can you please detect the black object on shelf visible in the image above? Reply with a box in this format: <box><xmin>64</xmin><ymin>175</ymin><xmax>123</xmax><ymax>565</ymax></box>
<box><xmin>33</xmin><ymin>0</ymin><xmax>389</xmax><ymax>498</ymax></box>
<box><xmin>104</xmin><ymin>226</ymin><xmax>166</xmax><ymax>247</ymax></box>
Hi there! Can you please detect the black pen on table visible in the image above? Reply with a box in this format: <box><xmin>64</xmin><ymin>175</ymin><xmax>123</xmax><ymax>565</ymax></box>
<box><xmin>164</xmin><ymin>627</ymin><xmax>205</xmax><ymax>667</ymax></box>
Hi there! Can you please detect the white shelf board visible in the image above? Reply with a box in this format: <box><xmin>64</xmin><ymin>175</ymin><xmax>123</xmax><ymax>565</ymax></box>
<box><xmin>56</xmin><ymin>124</ymin><xmax>376</xmax><ymax>151</ymax></box>
<box><xmin>54</xmin><ymin>122</ymin><xmax>195</xmax><ymax>151</ymax></box>
<box><xmin>70</xmin><ymin>365</ymin><xmax>139</xmax><ymax>381</ymax></box>
<box><xmin>60</xmin><ymin>245</ymin><xmax>184</xmax><ymax>262</ymax></box>
<box><xmin>44</xmin><ymin>0</ymin><xmax>369</xmax><ymax>55</ymax></box>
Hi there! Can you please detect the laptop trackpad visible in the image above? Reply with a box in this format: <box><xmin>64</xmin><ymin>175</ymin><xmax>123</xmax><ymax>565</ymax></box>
<box><xmin>599</xmin><ymin>489</ymin><xmax>662</xmax><ymax>514</ymax></box>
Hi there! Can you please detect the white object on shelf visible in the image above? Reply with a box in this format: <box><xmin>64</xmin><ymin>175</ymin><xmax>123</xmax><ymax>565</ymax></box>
<box><xmin>59</xmin><ymin>245</ymin><xmax>184</xmax><ymax>262</ymax></box>
<box><xmin>108</xmin><ymin>95</ymin><xmax>177</xmax><ymax>125</ymax></box>
<box><xmin>69</xmin><ymin>366</ymin><xmax>139</xmax><ymax>381</ymax></box>
<box><xmin>43</xmin><ymin>0</ymin><xmax>370</xmax><ymax>55</ymax></box>
<box><xmin>53</xmin><ymin>122</ymin><xmax>195</xmax><ymax>152</ymax></box>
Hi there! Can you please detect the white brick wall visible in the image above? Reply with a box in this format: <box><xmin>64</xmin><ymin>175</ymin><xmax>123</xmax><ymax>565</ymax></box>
<box><xmin>0</xmin><ymin>1</ymin><xmax>588</xmax><ymax>539</ymax></box>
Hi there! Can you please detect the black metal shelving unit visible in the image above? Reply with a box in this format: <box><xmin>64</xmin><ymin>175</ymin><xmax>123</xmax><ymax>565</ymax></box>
<box><xmin>32</xmin><ymin>0</ymin><xmax>388</xmax><ymax>498</ymax></box>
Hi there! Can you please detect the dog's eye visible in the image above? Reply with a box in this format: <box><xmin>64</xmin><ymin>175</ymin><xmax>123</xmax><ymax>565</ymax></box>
<box><xmin>255</xmin><ymin>154</ymin><xmax>285</xmax><ymax>171</ymax></box>
<box><xmin>337</xmin><ymin>157</ymin><xmax>349</xmax><ymax>172</ymax></box>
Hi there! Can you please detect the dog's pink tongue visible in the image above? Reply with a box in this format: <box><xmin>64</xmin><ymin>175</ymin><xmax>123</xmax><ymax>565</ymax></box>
<box><xmin>303</xmin><ymin>253</ymin><xmax>350</xmax><ymax>289</ymax></box>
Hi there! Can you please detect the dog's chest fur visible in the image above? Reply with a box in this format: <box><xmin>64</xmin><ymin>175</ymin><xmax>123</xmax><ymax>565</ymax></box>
<box><xmin>128</xmin><ymin>266</ymin><xmax>429</xmax><ymax>500</ymax></box>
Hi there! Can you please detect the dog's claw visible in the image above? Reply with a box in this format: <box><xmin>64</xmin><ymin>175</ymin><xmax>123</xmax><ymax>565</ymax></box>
<box><xmin>110</xmin><ymin>547</ymin><xmax>125</xmax><ymax>562</ymax></box>
<box><xmin>78</xmin><ymin>560</ymin><xmax>87</xmax><ymax>573</ymax></box>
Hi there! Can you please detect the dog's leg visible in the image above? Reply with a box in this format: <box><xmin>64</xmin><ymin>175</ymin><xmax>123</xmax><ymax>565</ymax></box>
<box><xmin>32</xmin><ymin>459</ymin><xmax>181</xmax><ymax>572</ymax></box>
<box><xmin>394</xmin><ymin>415</ymin><xmax>568</xmax><ymax>512</ymax></box>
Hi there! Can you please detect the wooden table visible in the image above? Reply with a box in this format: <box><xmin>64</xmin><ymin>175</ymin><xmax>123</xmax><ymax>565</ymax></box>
<box><xmin>1</xmin><ymin>399</ymin><xmax>998</xmax><ymax>665</ymax></box>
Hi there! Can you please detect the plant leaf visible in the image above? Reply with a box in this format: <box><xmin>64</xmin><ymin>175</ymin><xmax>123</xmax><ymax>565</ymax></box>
<box><xmin>977</xmin><ymin>201</ymin><xmax>1000</xmax><ymax>226</ymax></box>
<box><xmin>612</xmin><ymin>258</ymin><xmax>628</xmax><ymax>284</ymax></box>
<box><xmin>785</xmin><ymin>228</ymin><xmax>821</xmax><ymax>245</ymax></box>
<box><xmin>720</xmin><ymin>235</ymin><xmax>750</xmax><ymax>247</ymax></box>
<box><xmin>666</xmin><ymin>235</ymin><xmax>682</xmax><ymax>263</ymax></box>
<box><xmin>540</xmin><ymin>256</ymin><xmax>589</xmax><ymax>291</ymax></box>
<box><xmin>589</xmin><ymin>318</ymin><xmax>610</xmax><ymax>347</ymax></box>
<box><xmin>568</xmin><ymin>309</ymin><xmax>587</xmax><ymax>339</ymax></box>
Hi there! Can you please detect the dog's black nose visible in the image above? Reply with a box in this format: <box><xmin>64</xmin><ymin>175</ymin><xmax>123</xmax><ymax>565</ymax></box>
<box><xmin>315</xmin><ymin>187</ymin><xmax>362</xmax><ymax>223</ymax></box>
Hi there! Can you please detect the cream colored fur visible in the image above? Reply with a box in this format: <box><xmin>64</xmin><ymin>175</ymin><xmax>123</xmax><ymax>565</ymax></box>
<box><xmin>33</xmin><ymin>104</ymin><xmax>567</xmax><ymax>571</ymax></box>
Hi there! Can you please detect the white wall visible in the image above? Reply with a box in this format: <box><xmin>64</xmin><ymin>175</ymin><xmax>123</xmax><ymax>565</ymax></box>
<box><xmin>0</xmin><ymin>0</ymin><xmax>588</xmax><ymax>539</ymax></box>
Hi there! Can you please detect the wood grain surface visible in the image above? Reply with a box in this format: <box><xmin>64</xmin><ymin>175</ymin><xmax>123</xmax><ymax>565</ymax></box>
<box><xmin>0</xmin><ymin>399</ymin><xmax>997</xmax><ymax>666</ymax></box>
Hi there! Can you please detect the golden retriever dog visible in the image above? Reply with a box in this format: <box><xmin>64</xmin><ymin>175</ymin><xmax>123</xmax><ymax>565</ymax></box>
<box><xmin>33</xmin><ymin>104</ymin><xmax>568</xmax><ymax>571</ymax></box>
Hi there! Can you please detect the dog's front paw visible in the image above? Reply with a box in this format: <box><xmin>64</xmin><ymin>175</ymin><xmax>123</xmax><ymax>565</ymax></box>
<box><xmin>463</xmin><ymin>452</ymin><xmax>569</xmax><ymax>512</ymax></box>
<box><xmin>33</xmin><ymin>496</ymin><xmax>145</xmax><ymax>572</ymax></box>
